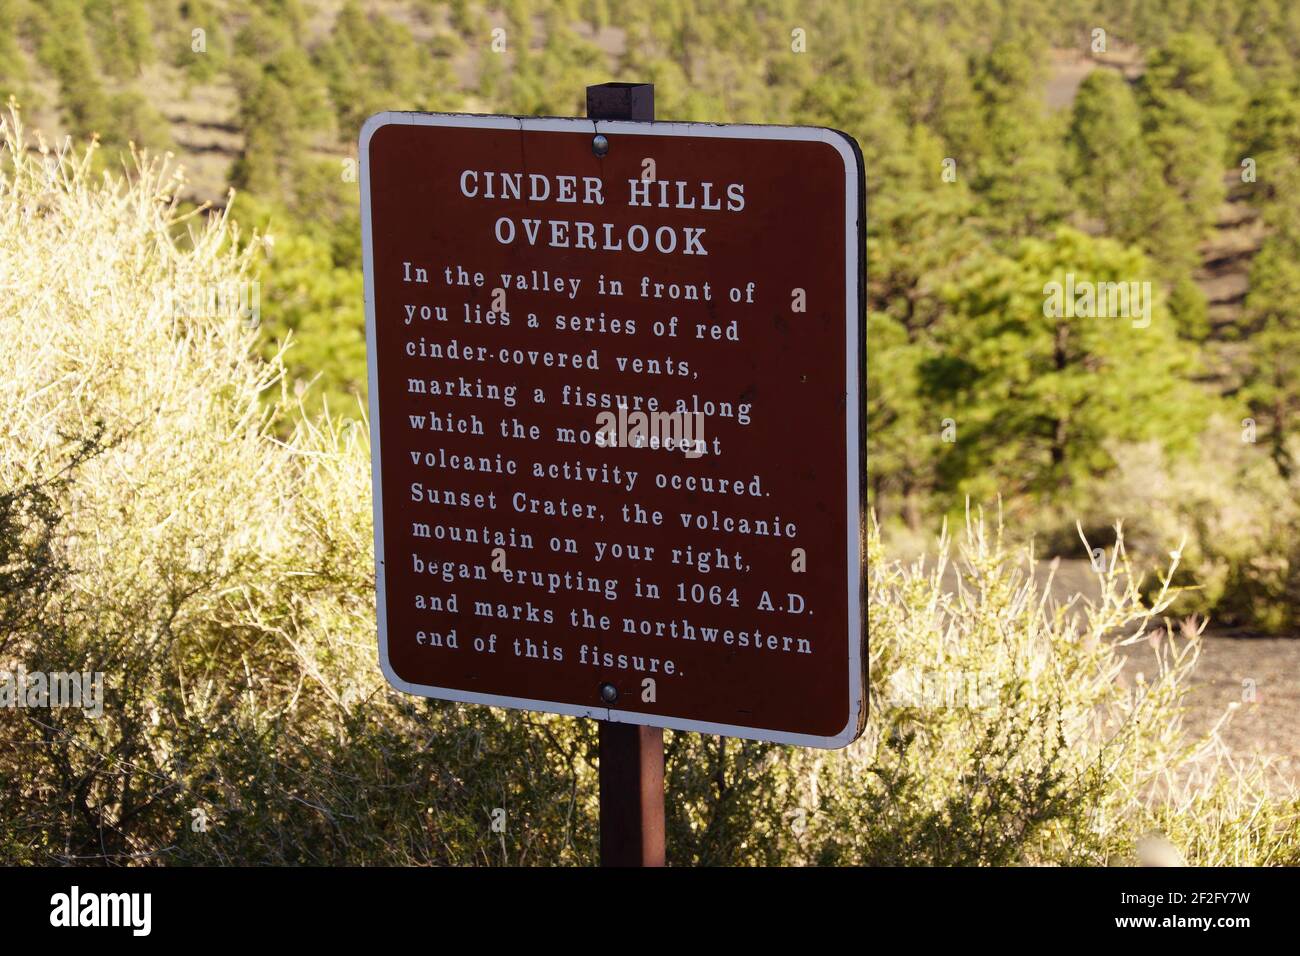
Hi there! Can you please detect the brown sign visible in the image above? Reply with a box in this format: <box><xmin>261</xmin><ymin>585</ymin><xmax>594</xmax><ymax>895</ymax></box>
<box><xmin>361</xmin><ymin>112</ymin><xmax>865</xmax><ymax>747</ymax></box>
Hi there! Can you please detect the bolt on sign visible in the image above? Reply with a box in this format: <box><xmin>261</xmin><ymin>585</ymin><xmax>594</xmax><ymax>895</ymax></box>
<box><xmin>361</xmin><ymin>112</ymin><xmax>866</xmax><ymax>748</ymax></box>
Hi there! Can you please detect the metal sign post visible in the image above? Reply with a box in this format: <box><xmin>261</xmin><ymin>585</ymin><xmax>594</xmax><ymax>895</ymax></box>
<box><xmin>586</xmin><ymin>83</ymin><xmax>666</xmax><ymax>869</ymax></box>
<box><xmin>359</xmin><ymin>79</ymin><xmax>866</xmax><ymax>872</ymax></box>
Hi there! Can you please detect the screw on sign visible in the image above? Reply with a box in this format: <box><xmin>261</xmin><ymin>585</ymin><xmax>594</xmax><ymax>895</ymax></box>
<box><xmin>359</xmin><ymin>83</ymin><xmax>866</xmax><ymax>866</ymax></box>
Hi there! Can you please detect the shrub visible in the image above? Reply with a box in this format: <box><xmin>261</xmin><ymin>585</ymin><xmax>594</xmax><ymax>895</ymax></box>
<box><xmin>1090</xmin><ymin>423</ymin><xmax>1300</xmax><ymax>631</ymax></box>
<box><xmin>805</xmin><ymin>511</ymin><xmax>1300</xmax><ymax>865</ymax></box>
<box><xmin>0</xmin><ymin>107</ymin><xmax>1295</xmax><ymax>866</ymax></box>
<box><xmin>0</xmin><ymin>104</ymin><xmax>595</xmax><ymax>865</ymax></box>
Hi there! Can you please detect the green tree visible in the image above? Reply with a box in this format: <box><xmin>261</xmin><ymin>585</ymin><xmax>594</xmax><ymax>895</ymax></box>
<box><xmin>927</xmin><ymin>229</ymin><xmax>1210</xmax><ymax>504</ymax></box>
<box><xmin>230</xmin><ymin>73</ymin><xmax>310</xmax><ymax>199</ymax></box>
<box><xmin>969</xmin><ymin>41</ymin><xmax>1071</xmax><ymax>238</ymax></box>
<box><xmin>33</xmin><ymin>0</ymin><xmax>114</xmax><ymax>139</ymax></box>
<box><xmin>0</xmin><ymin>0</ymin><xmax>27</xmax><ymax>98</ymax></box>
<box><xmin>174</xmin><ymin>0</ymin><xmax>226</xmax><ymax>85</ymax></box>
<box><xmin>1236</xmin><ymin>77</ymin><xmax>1300</xmax><ymax>206</ymax></box>
<box><xmin>1067</xmin><ymin>70</ymin><xmax>1178</xmax><ymax>256</ymax></box>
<box><xmin>1233</xmin><ymin>0</ymin><xmax>1293</xmax><ymax>78</ymax></box>
<box><xmin>104</xmin><ymin>90</ymin><xmax>175</xmax><ymax>152</ymax></box>
<box><xmin>866</xmin><ymin>312</ymin><xmax>937</xmax><ymax>529</ymax></box>
<box><xmin>85</xmin><ymin>0</ymin><xmax>154</xmax><ymax>79</ymax></box>
<box><xmin>1137</xmin><ymin>32</ymin><xmax>1243</xmax><ymax>271</ymax></box>
<box><xmin>230</xmin><ymin>21</ymin><xmax>334</xmax><ymax>205</ymax></box>
<box><xmin>1242</xmin><ymin>176</ymin><xmax>1300</xmax><ymax>478</ymax></box>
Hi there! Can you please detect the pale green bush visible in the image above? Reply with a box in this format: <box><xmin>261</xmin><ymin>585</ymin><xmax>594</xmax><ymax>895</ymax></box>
<box><xmin>802</xmin><ymin>512</ymin><xmax>1299</xmax><ymax>865</ymax></box>
<box><xmin>1</xmin><ymin>107</ymin><xmax>1295</xmax><ymax>866</ymax></box>
<box><xmin>1091</xmin><ymin>423</ymin><xmax>1300</xmax><ymax>630</ymax></box>
<box><xmin>0</xmin><ymin>105</ymin><xmax>597</xmax><ymax>865</ymax></box>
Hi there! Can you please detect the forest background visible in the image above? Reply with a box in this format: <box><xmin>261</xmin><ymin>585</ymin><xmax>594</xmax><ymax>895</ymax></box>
<box><xmin>3</xmin><ymin>0</ymin><xmax>1300</xmax><ymax>865</ymax></box>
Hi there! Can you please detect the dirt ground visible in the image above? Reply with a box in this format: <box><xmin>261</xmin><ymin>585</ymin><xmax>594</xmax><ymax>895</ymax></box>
<box><xmin>1051</xmin><ymin>559</ymin><xmax>1300</xmax><ymax>790</ymax></box>
<box><xmin>935</xmin><ymin>556</ymin><xmax>1300</xmax><ymax>790</ymax></box>
<box><xmin>1142</xmin><ymin>632</ymin><xmax>1300</xmax><ymax>788</ymax></box>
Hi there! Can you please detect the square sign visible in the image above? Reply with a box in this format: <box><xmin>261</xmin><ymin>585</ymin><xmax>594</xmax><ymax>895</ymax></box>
<box><xmin>360</xmin><ymin>112</ymin><xmax>865</xmax><ymax>748</ymax></box>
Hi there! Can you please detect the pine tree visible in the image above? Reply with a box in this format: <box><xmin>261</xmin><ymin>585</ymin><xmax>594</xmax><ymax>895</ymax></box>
<box><xmin>36</xmin><ymin>0</ymin><xmax>114</xmax><ymax>139</ymax></box>
<box><xmin>0</xmin><ymin>0</ymin><xmax>27</xmax><ymax>96</ymax></box>
<box><xmin>1137</xmin><ymin>32</ymin><xmax>1244</xmax><ymax>271</ymax></box>
<box><xmin>866</xmin><ymin>312</ymin><xmax>936</xmax><ymax>529</ymax></box>
<box><xmin>969</xmin><ymin>40</ymin><xmax>1071</xmax><ymax>238</ymax></box>
<box><xmin>1067</xmin><ymin>70</ymin><xmax>1179</xmax><ymax>258</ymax></box>
<box><xmin>928</xmin><ymin>228</ymin><xmax>1211</xmax><ymax>503</ymax></box>
<box><xmin>1243</xmin><ymin>170</ymin><xmax>1300</xmax><ymax>477</ymax></box>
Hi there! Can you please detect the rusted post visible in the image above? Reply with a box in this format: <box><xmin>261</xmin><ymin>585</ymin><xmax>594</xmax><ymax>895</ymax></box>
<box><xmin>586</xmin><ymin>82</ymin><xmax>664</xmax><ymax>868</ymax></box>
<box><xmin>598</xmin><ymin>722</ymin><xmax>665</xmax><ymax>866</ymax></box>
<box><xmin>586</xmin><ymin>82</ymin><xmax>655</xmax><ymax>122</ymax></box>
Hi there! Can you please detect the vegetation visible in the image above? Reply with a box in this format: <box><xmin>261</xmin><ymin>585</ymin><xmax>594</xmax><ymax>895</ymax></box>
<box><xmin>2</xmin><ymin>0</ymin><xmax>1300</xmax><ymax>864</ymax></box>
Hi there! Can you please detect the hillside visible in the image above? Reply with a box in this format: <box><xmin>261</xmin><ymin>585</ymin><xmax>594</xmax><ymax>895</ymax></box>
<box><xmin>5</xmin><ymin>0</ymin><xmax>1300</xmax><ymax>636</ymax></box>
<box><xmin>4</xmin><ymin>0</ymin><xmax>1300</xmax><ymax>869</ymax></box>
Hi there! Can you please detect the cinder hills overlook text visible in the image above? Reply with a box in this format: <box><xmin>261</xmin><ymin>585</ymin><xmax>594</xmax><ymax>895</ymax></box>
<box><xmin>458</xmin><ymin>169</ymin><xmax>746</xmax><ymax>257</ymax></box>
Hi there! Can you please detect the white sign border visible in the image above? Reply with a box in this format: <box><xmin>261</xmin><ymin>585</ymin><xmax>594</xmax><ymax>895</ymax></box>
<box><xmin>359</xmin><ymin>111</ymin><xmax>865</xmax><ymax>749</ymax></box>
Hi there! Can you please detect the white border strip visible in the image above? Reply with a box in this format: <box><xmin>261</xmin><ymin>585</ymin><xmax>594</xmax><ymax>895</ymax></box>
<box><xmin>359</xmin><ymin>111</ymin><xmax>864</xmax><ymax>748</ymax></box>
